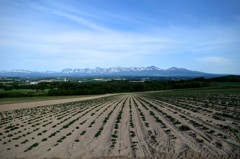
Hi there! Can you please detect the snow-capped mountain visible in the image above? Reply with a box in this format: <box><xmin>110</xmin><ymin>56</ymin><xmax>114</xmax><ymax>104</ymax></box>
<box><xmin>60</xmin><ymin>66</ymin><xmax>162</xmax><ymax>74</ymax></box>
<box><xmin>10</xmin><ymin>69</ymin><xmax>36</xmax><ymax>73</ymax></box>
<box><xmin>0</xmin><ymin>66</ymin><xmax>216</xmax><ymax>77</ymax></box>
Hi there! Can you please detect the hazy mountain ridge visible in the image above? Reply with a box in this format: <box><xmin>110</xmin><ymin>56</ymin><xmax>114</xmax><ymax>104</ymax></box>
<box><xmin>0</xmin><ymin>66</ymin><xmax>221</xmax><ymax>77</ymax></box>
<box><xmin>61</xmin><ymin>66</ymin><xmax>162</xmax><ymax>74</ymax></box>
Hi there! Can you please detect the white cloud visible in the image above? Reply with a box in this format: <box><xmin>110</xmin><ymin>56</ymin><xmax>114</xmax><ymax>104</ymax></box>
<box><xmin>195</xmin><ymin>56</ymin><xmax>232</xmax><ymax>64</ymax></box>
<box><xmin>52</xmin><ymin>10</ymin><xmax>108</xmax><ymax>32</ymax></box>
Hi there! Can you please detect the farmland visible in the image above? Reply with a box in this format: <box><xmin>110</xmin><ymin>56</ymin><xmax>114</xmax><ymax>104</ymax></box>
<box><xmin>0</xmin><ymin>88</ymin><xmax>240</xmax><ymax>159</ymax></box>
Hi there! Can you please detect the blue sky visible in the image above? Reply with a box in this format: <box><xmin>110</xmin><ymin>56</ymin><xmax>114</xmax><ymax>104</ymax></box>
<box><xmin>0</xmin><ymin>0</ymin><xmax>240</xmax><ymax>74</ymax></box>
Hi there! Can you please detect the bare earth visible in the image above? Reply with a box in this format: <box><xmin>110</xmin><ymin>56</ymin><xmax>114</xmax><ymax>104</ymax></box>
<box><xmin>0</xmin><ymin>94</ymin><xmax>239</xmax><ymax>159</ymax></box>
<box><xmin>0</xmin><ymin>94</ymin><xmax>113</xmax><ymax>112</ymax></box>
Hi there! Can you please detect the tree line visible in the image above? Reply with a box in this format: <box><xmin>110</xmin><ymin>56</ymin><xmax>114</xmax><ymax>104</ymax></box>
<box><xmin>0</xmin><ymin>79</ymin><xmax>209</xmax><ymax>98</ymax></box>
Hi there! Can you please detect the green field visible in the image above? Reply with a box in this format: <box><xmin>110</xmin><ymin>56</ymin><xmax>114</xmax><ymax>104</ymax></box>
<box><xmin>0</xmin><ymin>88</ymin><xmax>49</xmax><ymax>97</ymax></box>
<box><xmin>210</xmin><ymin>82</ymin><xmax>240</xmax><ymax>88</ymax></box>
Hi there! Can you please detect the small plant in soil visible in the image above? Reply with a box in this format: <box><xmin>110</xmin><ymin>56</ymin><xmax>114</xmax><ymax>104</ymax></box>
<box><xmin>179</xmin><ymin>125</ymin><xmax>190</xmax><ymax>131</ymax></box>
<box><xmin>42</xmin><ymin>138</ymin><xmax>47</xmax><ymax>142</ymax></box>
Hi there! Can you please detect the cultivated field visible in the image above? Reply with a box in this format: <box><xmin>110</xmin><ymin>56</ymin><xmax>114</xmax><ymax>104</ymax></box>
<box><xmin>0</xmin><ymin>89</ymin><xmax>240</xmax><ymax>159</ymax></box>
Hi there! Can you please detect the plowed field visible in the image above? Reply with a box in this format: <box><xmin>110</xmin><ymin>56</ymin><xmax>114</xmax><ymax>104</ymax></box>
<box><xmin>1</xmin><ymin>89</ymin><xmax>240</xmax><ymax>159</ymax></box>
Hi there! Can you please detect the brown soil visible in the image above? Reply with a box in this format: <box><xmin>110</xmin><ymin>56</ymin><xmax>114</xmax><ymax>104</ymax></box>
<box><xmin>0</xmin><ymin>94</ymin><xmax>239</xmax><ymax>159</ymax></box>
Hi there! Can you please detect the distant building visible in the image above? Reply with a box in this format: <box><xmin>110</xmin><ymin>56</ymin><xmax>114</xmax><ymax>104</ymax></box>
<box><xmin>38</xmin><ymin>80</ymin><xmax>53</xmax><ymax>83</ymax></box>
<box><xmin>94</xmin><ymin>78</ymin><xmax>104</xmax><ymax>81</ymax></box>
<box><xmin>30</xmin><ymin>81</ymin><xmax>38</xmax><ymax>85</ymax></box>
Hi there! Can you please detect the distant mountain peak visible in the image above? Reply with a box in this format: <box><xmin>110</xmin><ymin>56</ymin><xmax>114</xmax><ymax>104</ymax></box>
<box><xmin>167</xmin><ymin>67</ymin><xmax>188</xmax><ymax>71</ymax></box>
<box><xmin>60</xmin><ymin>66</ymin><xmax>161</xmax><ymax>73</ymax></box>
<box><xmin>145</xmin><ymin>66</ymin><xmax>160</xmax><ymax>70</ymax></box>
<box><xmin>11</xmin><ymin>69</ymin><xmax>36</xmax><ymax>73</ymax></box>
<box><xmin>61</xmin><ymin>68</ymin><xmax>73</xmax><ymax>73</ymax></box>
<box><xmin>0</xmin><ymin>66</ymin><xmax>215</xmax><ymax>77</ymax></box>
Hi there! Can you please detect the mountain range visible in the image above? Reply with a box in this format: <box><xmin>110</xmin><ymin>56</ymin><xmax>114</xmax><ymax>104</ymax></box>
<box><xmin>0</xmin><ymin>66</ymin><xmax>222</xmax><ymax>77</ymax></box>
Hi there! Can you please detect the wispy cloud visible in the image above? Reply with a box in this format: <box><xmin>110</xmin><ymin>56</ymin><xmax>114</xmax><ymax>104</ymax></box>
<box><xmin>51</xmin><ymin>10</ymin><xmax>108</xmax><ymax>32</ymax></box>
<box><xmin>195</xmin><ymin>56</ymin><xmax>232</xmax><ymax>64</ymax></box>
